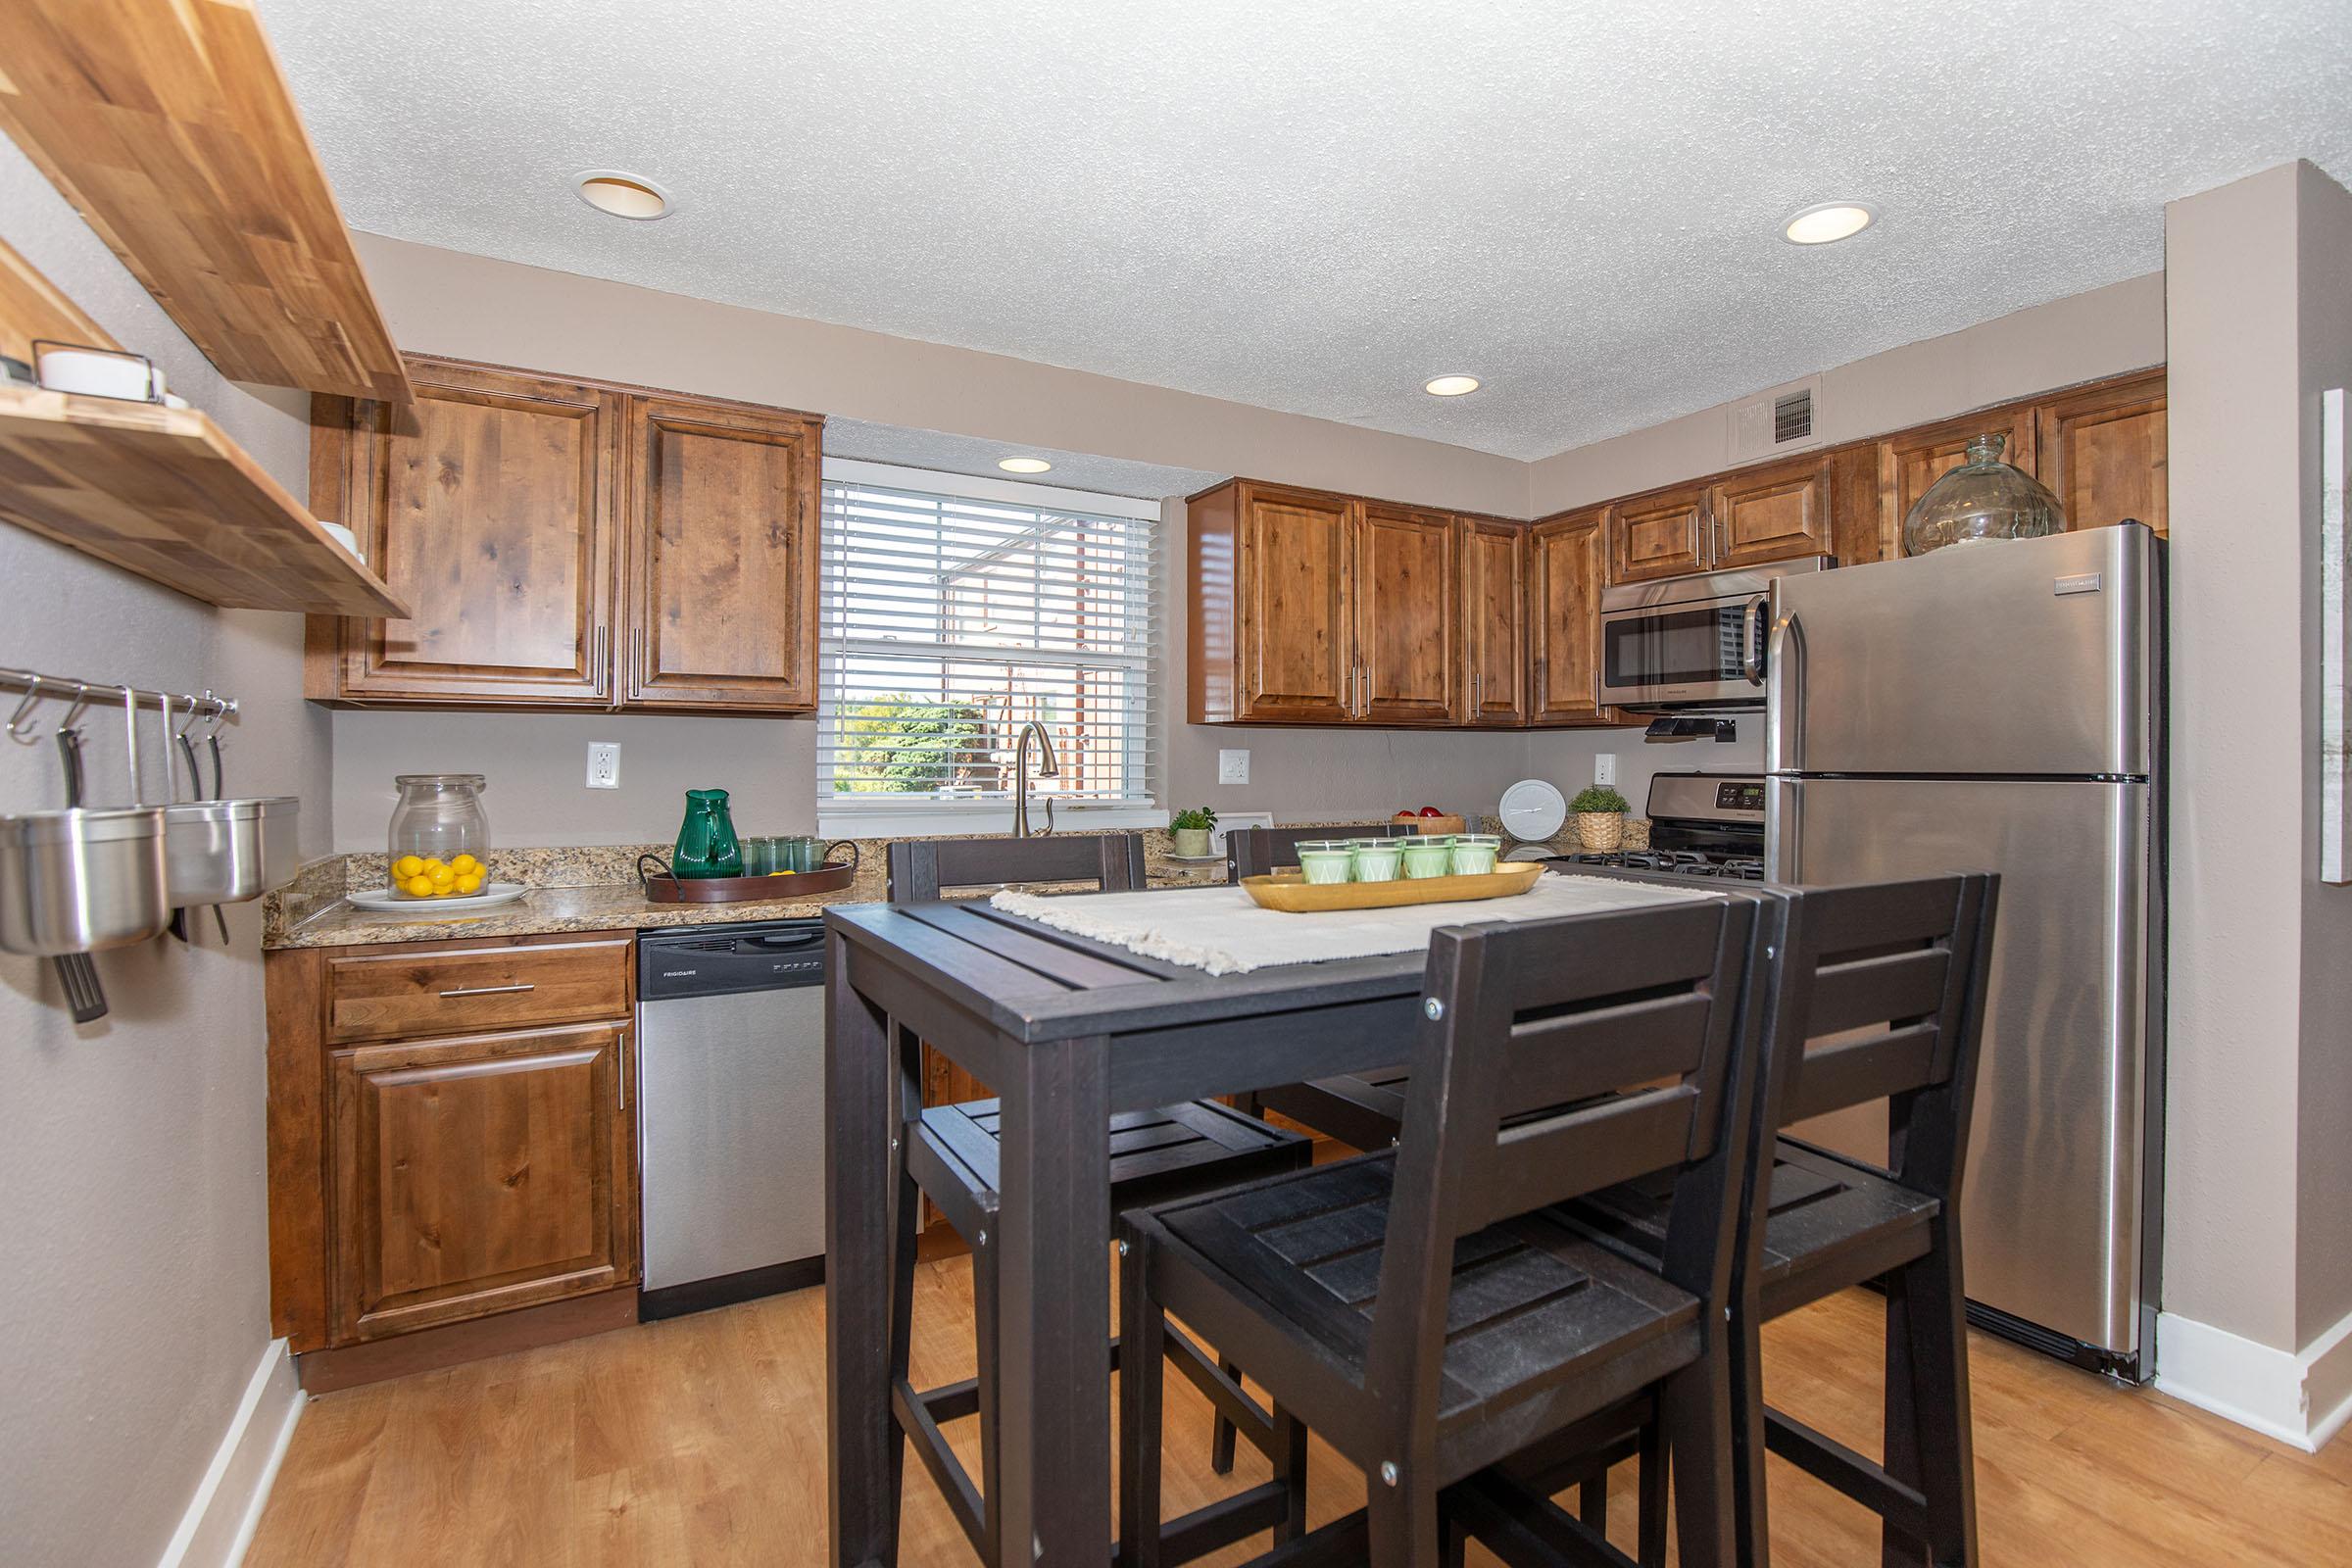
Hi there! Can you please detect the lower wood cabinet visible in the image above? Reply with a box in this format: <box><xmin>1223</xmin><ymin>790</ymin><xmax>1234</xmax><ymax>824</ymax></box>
<box><xmin>267</xmin><ymin>930</ymin><xmax>639</xmax><ymax>1358</ymax></box>
<box><xmin>329</xmin><ymin>1020</ymin><xmax>635</xmax><ymax>1343</ymax></box>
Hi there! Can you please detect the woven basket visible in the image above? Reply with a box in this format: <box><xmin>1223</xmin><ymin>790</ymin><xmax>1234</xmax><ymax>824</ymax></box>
<box><xmin>1577</xmin><ymin>811</ymin><xmax>1626</xmax><ymax>853</ymax></box>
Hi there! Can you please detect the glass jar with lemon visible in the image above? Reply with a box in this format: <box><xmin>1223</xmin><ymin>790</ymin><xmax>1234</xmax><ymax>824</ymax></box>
<box><xmin>387</xmin><ymin>773</ymin><xmax>491</xmax><ymax>899</ymax></box>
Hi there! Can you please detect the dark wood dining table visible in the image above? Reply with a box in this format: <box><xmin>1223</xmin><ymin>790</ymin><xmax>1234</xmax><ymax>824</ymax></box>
<box><xmin>822</xmin><ymin>894</ymin><xmax>1442</xmax><ymax>1567</ymax></box>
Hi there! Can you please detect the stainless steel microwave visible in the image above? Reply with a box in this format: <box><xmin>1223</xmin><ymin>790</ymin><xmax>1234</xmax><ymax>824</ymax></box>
<box><xmin>1595</xmin><ymin>557</ymin><xmax>1832</xmax><ymax>711</ymax></box>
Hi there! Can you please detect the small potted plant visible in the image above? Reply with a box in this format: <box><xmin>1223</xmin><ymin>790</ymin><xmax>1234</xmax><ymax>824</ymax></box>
<box><xmin>1170</xmin><ymin>806</ymin><xmax>1217</xmax><ymax>858</ymax></box>
<box><xmin>1569</xmin><ymin>785</ymin><xmax>1631</xmax><ymax>852</ymax></box>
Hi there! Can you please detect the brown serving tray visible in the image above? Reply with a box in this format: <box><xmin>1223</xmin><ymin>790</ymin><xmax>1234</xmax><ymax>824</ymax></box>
<box><xmin>637</xmin><ymin>844</ymin><xmax>858</xmax><ymax>905</ymax></box>
<box><xmin>1240</xmin><ymin>860</ymin><xmax>1542</xmax><ymax>913</ymax></box>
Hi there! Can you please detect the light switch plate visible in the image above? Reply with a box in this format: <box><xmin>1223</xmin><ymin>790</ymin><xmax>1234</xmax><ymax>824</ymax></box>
<box><xmin>586</xmin><ymin>741</ymin><xmax>621</xmax><ymax>790</ymax></box>
<box><xmin>1217</xmin><ymin>748</ymin><xmax>1250</xmax><ymax>785</ymax></box>
<box><xmin>1594</xmin><ymin>753</ymin><xmax>1617</xmax><ymax>786</ymax></box>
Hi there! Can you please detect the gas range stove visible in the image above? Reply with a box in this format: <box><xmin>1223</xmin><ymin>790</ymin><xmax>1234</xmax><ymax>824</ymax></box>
<box><xmin>1550</xmin><ymin>771</ymin><xmax>1768</xmax><ymax>883</ymax></box>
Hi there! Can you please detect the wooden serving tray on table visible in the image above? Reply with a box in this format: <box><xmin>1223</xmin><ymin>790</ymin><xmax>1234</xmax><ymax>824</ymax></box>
<box><xmin>1241</xmin><ymin>861</ymin><xmax>1542</xmax><ymax>912</ymax></box>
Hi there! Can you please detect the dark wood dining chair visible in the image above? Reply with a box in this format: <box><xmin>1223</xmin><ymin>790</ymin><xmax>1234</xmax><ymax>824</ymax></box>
<box><xmin>1223</xmin><ymin>821</ymin><xmax>1419</xmax><ymax>880</ymax></box>
<box><xmin>1502</xmin><ymin>871</ymin><xmax>1999</xmax><ymax>1568</ymax></box>
<box><xmin>1117</xmin><ymin>892</ymin><xmax>1775</xmax><ymax>1567</ymax></box>
<box><xmin>881</xmin><ymin>833</ymin><xmax>1312</xmax><ymax>1566</ymax></box>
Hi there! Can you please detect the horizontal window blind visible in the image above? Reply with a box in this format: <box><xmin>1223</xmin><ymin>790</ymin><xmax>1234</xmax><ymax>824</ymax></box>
<box><xmin>818</xmin><ymin>465</ymin><xmax>1160</xmax><ymax>812</ymax></box>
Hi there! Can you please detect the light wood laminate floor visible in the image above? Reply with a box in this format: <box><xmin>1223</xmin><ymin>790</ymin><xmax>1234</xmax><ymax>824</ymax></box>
<box><xmin>246</xmin><ymin>1261</ymin><xmax>2350</xmax><ymax>1567</ymax></box>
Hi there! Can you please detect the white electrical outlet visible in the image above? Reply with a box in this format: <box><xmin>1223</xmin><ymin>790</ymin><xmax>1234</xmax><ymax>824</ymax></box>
<box><xmin>1217</xmin><ymin>748</ymin><xmax>1250</xmax><ymax>785</ymax></box>
<box><xmin>1594</xmin><ymin>753</ymin><xmax>1617</xmax><ymax>787</ymax></box>
<box><xmin>586</xmin><ymin>742</ymin><xmax>621</xmax><ymax>790</ymax></box>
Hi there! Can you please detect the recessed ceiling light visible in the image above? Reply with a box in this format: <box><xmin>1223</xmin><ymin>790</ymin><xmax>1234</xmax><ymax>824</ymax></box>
<box><xmin>573</xmin><ymin>170</ymin><xmax>673</xmax><ymax>220</ymax></box>
<box><xmin>998</xmin><ymin>457</ymin><xmax>1053</xmax><ymax>474</ymax></box>
<box><xmin>1784</xmin><ymin>202</ymin><xmax>1876</xmax><ymax>245</ymax></box>
<box><xmin>1423</xmin><ymin>375</ymin><xmax>1481</xmax><ymax>397</ymax></box>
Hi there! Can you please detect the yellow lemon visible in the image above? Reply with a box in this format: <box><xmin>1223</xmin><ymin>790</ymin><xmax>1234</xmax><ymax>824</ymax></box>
<box><xmin>421</xmin><ymin>857</ymin><xmax>446</xmax><ymax>873</ymax></box>
<box><xmin>450</xmin><ymin>854</ymin><xmax>480</xmax><ymax>876</ymax></box>
<box><xmin>403</xmin><ymin>874</ymin><xmax>435</xmax><ymax>898</ymax></box>
<box><xmin>392</xmin><ymin>855</ymin><xmax>425</xmax><ymax>880</ymax></box>
<box><xmin>456</xmin><ymin>872</ymin><xmax>483</xmax><ymax>895</ymax></box>
<box><xmin>429</xmin><ymin>865</ymin><xmax>456</xmax><ymax>889</ymax></box>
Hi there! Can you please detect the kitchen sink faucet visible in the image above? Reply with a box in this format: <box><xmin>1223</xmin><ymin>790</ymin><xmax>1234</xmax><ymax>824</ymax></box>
<box><xmin>1012</xmin><ymin>720</ymin><xmax>1057</xmax><ymax>838</ymax></box>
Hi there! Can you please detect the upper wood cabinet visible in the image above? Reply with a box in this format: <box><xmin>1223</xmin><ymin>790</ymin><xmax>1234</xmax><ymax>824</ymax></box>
<box><xmin>308</xmin><ymin>356</ymin><xmax>823</xmax><ymax>711</ymax></box>
<box><xmin>1608</xmin><ymin>484</ymin><xmax>1710</xmax><ymax>584</ymax></box>
<box><xmin>1528</xmin><ymin>509</ymin><xmax>1612</xmax><ymax>727</ymax></box>
<box><xmin>622</xmin><ymin>397</ymin><xmax>823</xmax><ymax>710</ymax></box>
<box><xmin>1708</xmin><ymin>455</ymin><xmax>1833</xmax><ymax>569</ymax></box>
<box><xmin>1877</xmin><ymin>404</ymin><xmax>2038</xmax><ymax>557</ymax></box>
<box><xmin>1235</xmin><ymin>482</ymin><xmax>1355</xmax><ymax>722</ymax></box>
<box><xmin>1460</xmin><ymin>517</ymin><xmax>1529</xmax><ymax>726</ymax></box>
<box><xmin>1356</xmin><ymin>503</ymin><xmax>1460</xmax><ymax>725</ymax></box>
<box><xmin>2037</xmin><ymin>370</ymin><xmax>2168</xmax><ymax>536</ymax></box>
<box><xmin>310</xmin><ymin>361</ymin><xmax>619</xmax><ymax>706</ymax></box>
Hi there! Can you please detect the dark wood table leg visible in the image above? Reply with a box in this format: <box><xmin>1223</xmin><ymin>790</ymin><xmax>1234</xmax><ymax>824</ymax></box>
<box><xmin>827</xmin><ymin>933</ymin><xmax>900</xmax><ymax>1567</ymax></box>
<box><xmin>994</xmin><ymin>1032</ymin><xmax>1114</xmax><ymax>1566</ymax></box>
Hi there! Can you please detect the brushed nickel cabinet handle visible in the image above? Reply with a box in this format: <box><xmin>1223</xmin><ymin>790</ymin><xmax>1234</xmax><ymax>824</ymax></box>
<box><xmin>439</xmin><ymin>983</ymin><xmax>537</xmax><ymax>999</ymax></box>
<box><xmin>616</xmin><ymin>1032</ymin><xmax>628</xmax><ymax>1113</ymax></box>
<box><xmin>589</xmin><ymin>625</ymin><xmax>607</xmax><ymax>686</ymax></box>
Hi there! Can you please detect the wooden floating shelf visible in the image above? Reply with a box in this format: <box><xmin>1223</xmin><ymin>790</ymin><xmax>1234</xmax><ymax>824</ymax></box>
<box><xmin>0</xmin><ymin>0</ymin><xmax>413</xmax><ymax>403</ymax></box>
<box><xmin>0</xmin><ymin>236</ymin><xmax>122</xmax><ymax>367</ymax></box>
<box><xmin>0</xmin><ymin>385</ymin><xmax>410</xmax><ymax>617</ymax></box>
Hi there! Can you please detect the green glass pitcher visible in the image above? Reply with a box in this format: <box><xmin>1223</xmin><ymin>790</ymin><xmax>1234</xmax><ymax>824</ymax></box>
<box><xmin>672</xmin><ymin>788</ymin><xmax>743</xmax><ymax>879</ymax></box>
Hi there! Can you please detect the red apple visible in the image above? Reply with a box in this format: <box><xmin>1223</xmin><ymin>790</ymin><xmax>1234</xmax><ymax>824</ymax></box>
<box><xmin>1419</xmin><ymin>806</ymin><xmax>1445</xmax><ymax>817</ymax></box>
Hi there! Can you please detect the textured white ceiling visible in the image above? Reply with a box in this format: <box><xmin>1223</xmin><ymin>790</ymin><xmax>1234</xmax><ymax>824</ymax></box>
<box><xmin>267</xmin><ymin>0</ymin><xmax>2352</xmax><ymax>462</ymax></box>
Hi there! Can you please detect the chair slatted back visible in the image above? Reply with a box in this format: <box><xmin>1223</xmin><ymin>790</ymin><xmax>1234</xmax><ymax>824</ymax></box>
<box><xmin>1226</xmin><ymin>822</ymin><xmax>1417</xmax><ymax>881</ymax></box>
<box><xmin>887</xmin><ymin>833</ymin><xmax>1148</xmax><ymax>904</ymax></box>
<box><xmin>1362</xmin><ymin>893</ymin><xmax>1776</xmax><ymax>1437</ymax></box>
<box><xmin>1768</xmin><ymin>875</ymin><xmax>1996</xmax><ymax>1135</ymax></box>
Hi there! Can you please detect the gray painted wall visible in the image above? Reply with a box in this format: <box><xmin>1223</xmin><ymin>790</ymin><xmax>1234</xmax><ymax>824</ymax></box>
<box><xmin>0</xmin><ymin>144</ymin><xmax>323</xmax><ymax>1567</ymax></box>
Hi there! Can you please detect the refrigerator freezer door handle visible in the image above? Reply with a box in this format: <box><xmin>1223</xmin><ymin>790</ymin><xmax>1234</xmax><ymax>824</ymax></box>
<box><xmin>1766</xmin><ymin>608</ymin><xmax>1805</xmax><ymax>772</ymax></box>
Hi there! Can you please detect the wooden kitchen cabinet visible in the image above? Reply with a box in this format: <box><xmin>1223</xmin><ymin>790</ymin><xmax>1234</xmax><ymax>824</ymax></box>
<box><xmin>307</xmin><ymin>360</ymin><xmax>620</xmax><ymax>706</ymax></box>
<box><xmin>267</xmin><ymin>929</ymin><xmax>639</xmax><ymax>1371</ymax></box>
<box><xmin>1528</xmin><ymin>508</ymin><xmax>1613</xmax><ymax>726</ymax></box>
<box><xmin>1877</xmin><ymin>404</ymin><xmax>2039</xmax><ymax>556</ymax></box>
<box><xmin>622</xmin><ymin>396</ymin><xmax>823</xmax><ymax>710</ymax></box>
<box><xmin>1708</xmin><ymin>454</ymin><xmax>1834</xmax><ymax>569</ymax></box>
<box><xmin>1356</xmin><ymin>502</ymin><xmax>1459</xmax><ymax>724</ymax></box>
<box><xmin>2037</xmin><ymin>370</ymin><xmax>2168</xmax><ymax>536</ymax></box>
<box><xmin>328</xmin><ymin>1020</ymin><xmax>636</xmax><ymax>1344</ymax></box>
<box><xmin>1607</xmin><ymin>483</ymin><xmax>1710</xmax><ymax>584</ymax></box>
<box><xmin>1460</xmin><ymin>516</ymin><xmax>1529</xmax><ymax>726</ymax></box>
<box><xmin>308</xmin><ymin>356</ymin><xmax>823</xmax><ymax>711</ymax></box>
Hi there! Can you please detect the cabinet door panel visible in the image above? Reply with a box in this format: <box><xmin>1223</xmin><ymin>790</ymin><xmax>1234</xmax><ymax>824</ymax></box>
<box><xmin>1710</xmin><ymin>455</ymin><xmax>1833</xmax><ymax>567</ymax></box>
<box><xmin>1238</xmin><ymin>485</ymin><xmax>1353</xmax><ymax>721</ymax></box>
<box><xmin>2037</xmin><ymin>372</ymin><xmax>2167</xmax><ymax>537</ymax></box>
<box><xmin>1357</xmin><ymin>504</ymin><xmax>1458</xmax><ymax>724</ymax></box>
<box><xmin>624</xmin><ymin>398</ymin><xmax>821</xmax><ymax>710</ymax></box>
<box><xmin>1461</xmin><ymin>518</ymin><xmax>1527</xmax><ymax>725</ymax></box>
<box><xmin>1609</xmin><ymin>486</ymin><xmax>1708</xmax><ymax>583</ymax></box>
<box><xmin>330</xmin><ymin>1022</ymin><xmax>633</xmax><ymax>1343</ymax></box>
<box><xmin>335</xmin><ymin>360</ymin><xmax>617</xmax><ymax>704</ymax></box>
<box><xmin>1530</xmin><ymin>510</ymin><xmax>1609</xmax><ymax>726</ymax></box>
<box><xmin>1878</xmin><ymin>404</ymin><xmax>2037</xmax><ymax>559</ymax></box>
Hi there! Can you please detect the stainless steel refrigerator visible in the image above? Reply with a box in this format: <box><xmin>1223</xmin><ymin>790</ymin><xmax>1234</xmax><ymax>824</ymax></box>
<box><xmin>1765</xmin><ymin>523</ymin><xmax>2162</xmax><ymax>1380</ymax></box>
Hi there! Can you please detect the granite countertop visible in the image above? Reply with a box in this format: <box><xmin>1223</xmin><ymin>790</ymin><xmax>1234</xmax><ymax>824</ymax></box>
<box><xmin>262</xmin><ymin>817</ymin><xmax>1642</xmax><ymax>951</ymax></box>
<box><xmin>263</xmin><ymin>834</ymin><xmax>1229</xmax><ymax>950</ymax></box>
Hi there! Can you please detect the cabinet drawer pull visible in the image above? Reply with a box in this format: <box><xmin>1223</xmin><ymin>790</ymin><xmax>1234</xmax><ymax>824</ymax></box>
<box><xmin>439</xmin><ymin>983</ymin><xmax>538</xmax><ymax>999</ymax></box>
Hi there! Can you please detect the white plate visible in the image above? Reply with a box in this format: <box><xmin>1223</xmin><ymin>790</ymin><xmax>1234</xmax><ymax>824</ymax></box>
<box><xmin>1498</xmin><ymin>778</ymin><xmax>1569</xmax><ymax>843</ymax></box>
<box><xmin>348</xmin><ymin>881</ymin><xmax>529</xmax><ymax>912</ymax></box>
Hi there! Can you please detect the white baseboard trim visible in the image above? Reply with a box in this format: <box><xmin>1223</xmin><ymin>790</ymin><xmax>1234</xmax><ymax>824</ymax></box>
<box><xmin>2157</xmin><ymin>1307</ymin><xmax>2352</xmax><ymax>1452</ymax></box>
<box><xmin>155</xmin><ymin>1338</ymin><xmax>306</xmax><ymax>1568</ymax></box>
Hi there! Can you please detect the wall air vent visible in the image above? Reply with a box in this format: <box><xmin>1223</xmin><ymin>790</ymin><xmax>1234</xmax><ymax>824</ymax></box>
<box><xmin>1774</xmin><ymin>388</ymin><xmax>1814</xmax><ymax>443</ymax></box>
<box><xmin>1728</xmin><ymin>374</ymin><xmax>1824</xmax><ymax>464</ymax></box>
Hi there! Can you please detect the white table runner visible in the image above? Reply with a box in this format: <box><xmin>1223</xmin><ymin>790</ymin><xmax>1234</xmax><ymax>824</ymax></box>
<box><xmin>988</xmin><ymin>871</ymin><xmax>1720</xmax><ymax>975</ymax></box>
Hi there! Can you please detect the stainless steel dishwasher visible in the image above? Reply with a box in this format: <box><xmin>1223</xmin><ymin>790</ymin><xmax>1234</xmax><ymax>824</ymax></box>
<box><xmin>636</xmin><ymin>918</ymin><xmax>828</xmax><ymax>1319</ymax></box>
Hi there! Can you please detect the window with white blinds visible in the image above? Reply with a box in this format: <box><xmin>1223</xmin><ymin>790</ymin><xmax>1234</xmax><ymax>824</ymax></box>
<box><xmin>817</xmin><ymin>458</ymin><xmax>1162</xmax><ymax>827</ymax></box>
